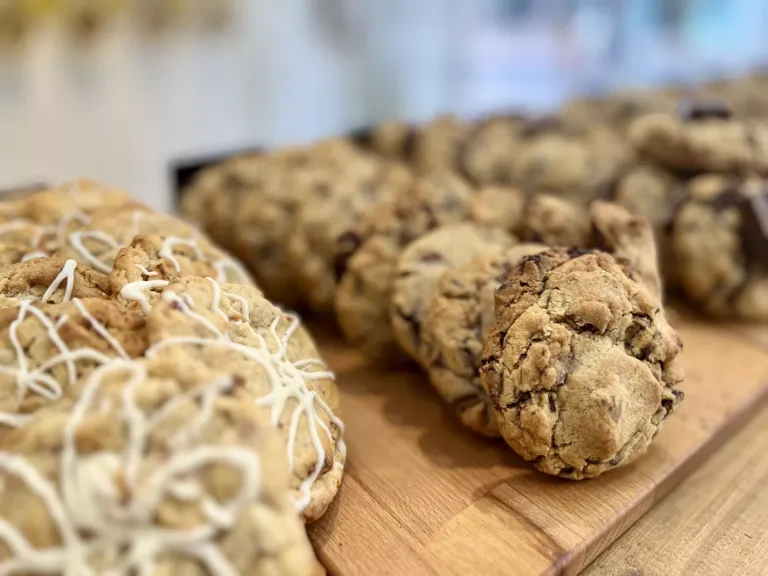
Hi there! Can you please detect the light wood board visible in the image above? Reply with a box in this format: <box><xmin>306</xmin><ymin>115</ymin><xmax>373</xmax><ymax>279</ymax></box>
<box><xmin>307</xmin><ymin>314</ymin><xmax>768</xmax><ymax>576</ymax></box>
<box><xmin>585</xmin><ymin>404</ymin><xmax>768</xmax><ymax>576</ymax></box>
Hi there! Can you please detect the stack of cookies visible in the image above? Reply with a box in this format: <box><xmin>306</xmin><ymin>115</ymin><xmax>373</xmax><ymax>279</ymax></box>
<box><xmin>0</xmin><ymin>180</ymin><xmax>343</xmax><ymax>574</ymax></box>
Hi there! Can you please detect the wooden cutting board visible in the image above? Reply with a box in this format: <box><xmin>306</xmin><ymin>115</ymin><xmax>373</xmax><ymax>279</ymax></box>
<box><xmin>307</xmin><ymin>312</ymin><xmax>768</xmax><ymax>576</ymax></box>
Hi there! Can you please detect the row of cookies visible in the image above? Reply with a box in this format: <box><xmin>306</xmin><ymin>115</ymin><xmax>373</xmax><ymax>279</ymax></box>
<box><xmin>181</xmin><ymin>138</ymin><xmax>687</xmax><ymax>479</ymax></box>
<box><xmin>0</xmin><ymin>181</ymin><xmax>343</xmax><ymax>574</ymax></box>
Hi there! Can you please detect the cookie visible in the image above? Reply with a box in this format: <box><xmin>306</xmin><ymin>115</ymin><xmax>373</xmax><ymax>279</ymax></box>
<box><xmin>670</xmin><ymin>174</ymin><xmax>768</xmax><ymax>319</ymax></box>
<box><xmin>0</xmin><ymin>257</ymin><xmax>110</xmax><ymax>308</ymax></box>
<box><xmin>560</xmin><ymin>88</ymin><xmax>679</xmax><ymax>132</ymax></box>
<box><xmin>467</xmin><ymin>186</ymin><xmax>527</xmax><ymax>233</ymax></box>
<box><xmin>412</xmin><ymin>114</ymin><xmax>469</xmax><ymax>172</ymax></box>
<box><xmin>59</xmin><ymin>207</ymin><xmax>252</xmax><ymax>286</ymax></box>
<box><xmin>0</xmin><ymin>298</ymin><xmax>148</xmax><ymax>423</ymax></box>
<box><xmin>629</xmin><ymin>101</ymin><xmax>768</xmax><ymax>174</ymax></box>
<box><xmin>145</xmin><ymin>276</ymin><xmax>345</xmax><ymax>520</ymax></box>
<box><xmin>179</xmin><ymin>152</ymin><xmax>266</xmax><ymax>251</ymax></box>
<box><xmin>421</xmin><ymin>243</ymin><xmax>547</xmax><ymax>436</ymax></box>
<box><xmin>0</xmin><ymin>180</ymin><xmax>140</xmax><ymax>264</ymax></box>
<box><xmin>0</xmin><ymin>355</ymin><xmax>322</xmax><ymax>575</ymax></box>
<box><xmin>334</xmin><ymin>170</ymin><xmax>475</xmax><ymax>359</ymax></box>
<box><xmin>480</xmin><ymin>248</ymin><xmax>685</xmax><ymax>479</ymax></box>
<box><xmin>512</xmin><ymin>121</ymin><xmax>631</xmax><ymax>203</ymax></box>
<box><xmin>354</xmin><ymin>121</ymin><xmax>415</xmax><ymax>161</ymax></box>
<box><xmin>459</xmin><ymin>114</ymin><xmax>524</xmax><ymax>186</ymax></box>
<box><xmin>232</xmin><ymin>148</ymin><xmax>374</xmax><ymax>307</ymax></box>
<box><xmin>604</xmin><ymin>163</ymin><xmax>681</xmax><ymax>230</ymax></box>
<box><xmin>390</xmin><ymin>223</ymin><xmax>515</xmax><ymax>364</ymax></box>
<box><xmin>287</xmin><ymin>160</ymin><xmax>412</xmax><ymax>312</ymax></box>
<box><xmin>590</xmin><ymin>200</ymin><xmax>663</xmax><ymax>299</ymax></box>
<box><xmin>110</xmin><ymin>234</ymin><xmax>248</xmax><ymax>314</ymax></box>
<box><xmin>518</xmin><ymin>194</ymin><xmax>592</xmax><ymax>247</ymax></box>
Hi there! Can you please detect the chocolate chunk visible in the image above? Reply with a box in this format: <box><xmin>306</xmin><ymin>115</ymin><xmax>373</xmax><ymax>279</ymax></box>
<box><xmin>400</xmin><ymin>127</ymin><xmax>418</xmax><ymax>162</ymax></box>
<box><xmin>678</xmin><ymin>99</ymin><xmax>733</xmax><ymax>121</ymax></box>
<box><xmin>348</xmin><ymin>126</ymin><xmax>374</xmax><ymax>148</ymax></box>
<box><xmin>420</xmin><ymin>251</ymin><xmax>445</xmax><ymax>264</ymax></box>
<box><xmin>710</xmin><ymin>186</ymin><xmax>768</xmax><ymax>268</ymax></box>
<box><xmin>566</xmin><ymin>248</ymin><xmax>594</xmax><ymax>260</ymax></box>
<box><xmin>334</xmin><ymin>231</ymin><xmax>363</xmax><ymax>280</ymax></box>
<box><xmin>519</xmin><ymin>115</ymin><xmax>561</xmax><ymax>138</ymax></box>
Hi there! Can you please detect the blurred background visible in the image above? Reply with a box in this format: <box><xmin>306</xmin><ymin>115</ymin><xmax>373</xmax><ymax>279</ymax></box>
<box><xmin>0</xmin><ymin>0</ymin><xmax>766</xmax><ymax>211</ymax></box>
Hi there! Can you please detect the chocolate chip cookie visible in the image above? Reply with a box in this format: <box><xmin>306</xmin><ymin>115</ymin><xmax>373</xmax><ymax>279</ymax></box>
<box><xmin>512</xmin><ymin>122</ymin><xmax>631</xmax><ymax>204</ymax></box>
<box><xmin>480</xmin><ymin>248</ymin><xmax>685</xmax><ymax>479</ymax></box>
<box><xmin>421</xmin><ymin>242</ymin><xmax>547</xmax><ymax>436</ymax></box>
<box><xmin>390</xmin><ymin>223</ymin><xmax>515</xmax><ymax>364</ymax></box>
<box><xmin>630</xmin><ymin>101</ymin><xmax>768</xmax><ymax>175</ymax></box>
<box><xmin>411</xmin><ymin>114</ymin><xmax>470</xmax><ymax>173</ymax></box>
<box><xmin>334</xmin><ymin>169</ymin><xmax>475</xmax><ymax>359</ymax></box>
<box><xmin>670</xmin><ymin>174</ymin><xmax>768</xmax><ymax>319</ymax></box>
<box><xmin>459</xmin><ymin>114</ymin><xmax>524</xmax><ymax>186</ymax></box>
<box><xmin>287</xmin><ymin>159</ymin><xmax>412</xmax><ymax>312</ymax></box>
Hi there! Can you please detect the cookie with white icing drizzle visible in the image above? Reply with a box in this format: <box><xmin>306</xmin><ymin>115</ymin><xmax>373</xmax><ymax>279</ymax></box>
<box><xmin>0</xmin><ymin>180</ymin><xmax>139</xmax><ymax>265</ymax></box>
<box><xmin>0</xmin><ymin>298</ymin><xmax>148</xmax><ymax>424</ymax></box>
<box><xmin>56</xmin><ymin>207</ymin><xmax>253</xmax><ymax>287</ymax></box>
<box><xmin>110</xmin><ymin>235</ymin><xmax>258</xmax><ymax>314</ymax></box>
<box><xmin>0</xmin><ymin>257</ymin><xmax>110</xmax><ymax>308</ymax></box>
<box><xmin>0</xmin><ymin>355</ymin><xmax>323</xmax><ymax>575</ymax></box>
<box><xmin>143</xmin><ymin>276</ymin><xmax>345</xmax><ymax>521</ymax></box>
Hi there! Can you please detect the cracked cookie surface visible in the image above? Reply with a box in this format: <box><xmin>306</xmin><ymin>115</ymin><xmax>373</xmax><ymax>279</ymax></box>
<box><xmin>421</xmin><ymin>243</ymin><xmax>547</xmax><ymax>436</ymax></box>
<box><xmin>390</xmin><ymin>223</ymin><xmax>515</xmax><ymax>364</ymax></box>
<box><xmin>480</xmin><ymin>248</ymin><xmax>684</xmax><ymax>478</ymax></box>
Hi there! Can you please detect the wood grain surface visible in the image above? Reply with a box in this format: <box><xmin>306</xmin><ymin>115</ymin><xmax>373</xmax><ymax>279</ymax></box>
<box><xmin>585</xmin><ymin>404</ymin><xmax>768</xmax><ymax>575</ymax></box>
<box><xmin>307</xmin><ymin>314</ymin><xmax>768</xmax><ymax>576</ymax></box>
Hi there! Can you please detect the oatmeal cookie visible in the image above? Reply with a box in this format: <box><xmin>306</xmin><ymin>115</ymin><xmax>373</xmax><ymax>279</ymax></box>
<box><xmin>629</xmin><ymin>100</ymin><xmax>768</xmax><ymax>174</ymax></box>
<box><xmin>0</xmin><ymin>179</ymin><xmax>140</xmax><ymax>265</ymax></box>
<box><xmin>0</xmin><ymin>257</ymin><xmax>110</xmax><ymax>308</ymax></box>
<box><xmin>670</xmin><ymin>174</ymin><xmax>768</xmax><ymax>319</ymax></box>
<box><xmin>0</xmin><ymin>298</ymin><xmax>148</xmax><ymax>421</ymax></box>
<box><xmin>287</xmin><ymin>160</ymin><xmax>412</xmax><ymax>312</ymax></box>
<box><xmin>0</xmin><ymin>355</ymin><xmax>322</xmax><ymax>575</ymax></box>
<box><xmin>334</xmin><ymin>170</ymin><xmax>475</xmax><ymax>359</ymax></box>
<box><xmin>390</xmin><ymin>223</ymin><xmax>515</xmax><ymax>364</ymax></box>
<box><xmin>480</xmin><ymin>248</ymin><xmax>684</xmax><ymax>479</ymax></box>
<box><xmin>58</xmin><ymin>207</ymin><xmax>252</xmax><ymax>286</ymax></box>
<box><xmin>145</xmin><ymin>276</ymin><xmax>345</xmax><ymax>521</ymax></box>
<box><xmin>421</xmin><ymin>243</ymin><xmax>547</xmax><ymax>436</ymax></box>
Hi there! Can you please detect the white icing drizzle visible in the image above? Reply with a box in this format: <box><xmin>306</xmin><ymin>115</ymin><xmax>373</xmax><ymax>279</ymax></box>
<box><xmin>20</xmin><ymin>251</ymin><xmax>47</xmax><ymax>262</ymax></box>
<box><xmin>159</xmin><ymin>237</ymin><xmax>204</xmax><ymax>272</ymax></box>
<box><xmin>0</xmin><ymin>359</ymin><xmax>263</xmax><ymax>574</ymax></box>
<box><xmin>120</xmin><ymin>280</ymin><xmax>170</xmax><ymax>315</ymax></box>
<box><xmin>67</xmin><ymin>231</ymin><xmax>121</xmax><ymax>273</ymax></box>
<box><xmin>0</xmin><ymin>297</ymin><xmax>129</xmax><ymax>427</ymax></box>
<box><xmin>135</xmin><ymin>264</ymin><xmax>158</xmax><ymax>277</ymax></box>
<box><xmin>41</xmin><ymin>259</ymin><xmax>78</xmax><ymax>303</ymax></box>
<box><xmin>143</xmin><ymin>278</ymin><xmax>345</xmax><ymax>512</ymax></box>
